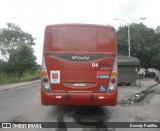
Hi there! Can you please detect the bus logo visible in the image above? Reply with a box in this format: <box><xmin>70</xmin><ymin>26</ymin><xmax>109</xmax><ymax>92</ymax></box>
<box><xmin>72</xmin><ymin>56</ymin><xmax>89</xmax><ymax>60</ymax></box>
<box><xmin>2</xmin><ymin>123</ymin><xmax>11</xmax><ymax>128</ymax></box>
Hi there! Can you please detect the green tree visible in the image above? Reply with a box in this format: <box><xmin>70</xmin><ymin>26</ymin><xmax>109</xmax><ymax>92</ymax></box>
<box><xmin>155</xmin><ymin>26</ymin><xmax>160</xmax><ymax>33</ymax></box>
<box><xmin>0</xmin><ymin>59</ymin><xmax>7</xmax><ymax>74</ymax></box>
<box><xmin>6</xmin><ymin>44</ymin><xmax>37</xmax><ymax>79</ymax></box>
<box><xmin>0</xmin><ymin>23</ymin><xmax>37</xmax><ymax>79</ymax></box>
<box><xmin>150</xmin><ymin>26</ymin><xmax>160</xmax><ymax>70</ymax></box>
<box><xmin>150</xmin><ymin>53</ymin><xmax>160</xmax><ymax>71</ymax></box>
<box><xmin>116</xmin><ymin>23</ymin><xmax>160</xmax><ymax>69</ymax></box>
<box><xmin>0</xmin><ymin>23</ymin><xmax>35</xmax><ymax>60</ymax></box>
<box><xmin>0</xmin><ymin>23</ymin><xmax>36</xmax><ymax>79</ymax></box>
<box><xmin>116</xmin><ymin>26</ymin><xmax>128</xmax><ymax>55</ymax></box>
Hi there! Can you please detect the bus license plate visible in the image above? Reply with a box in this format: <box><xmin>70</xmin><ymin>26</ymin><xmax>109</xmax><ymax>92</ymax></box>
<box><xmin>74</xmin><ymin>83</ymin><xmax>85</xmax><ymax>87</ymax></box>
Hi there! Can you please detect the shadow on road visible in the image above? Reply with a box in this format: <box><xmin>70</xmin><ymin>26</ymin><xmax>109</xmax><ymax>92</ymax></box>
<box><xmin>51</xmin><ymin>106</ymin><xmax>115</xmax><ymax>131</ymax></box>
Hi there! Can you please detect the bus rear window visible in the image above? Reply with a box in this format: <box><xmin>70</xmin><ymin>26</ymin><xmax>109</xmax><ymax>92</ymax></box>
<box><xmin>44</xmin><ymin>25</ymin><xmax>116</xmax><ymax>53</ymax></box>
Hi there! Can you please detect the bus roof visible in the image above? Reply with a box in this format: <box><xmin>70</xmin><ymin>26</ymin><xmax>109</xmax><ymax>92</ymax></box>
<box><xmin>46</xmin><ymin>23</ymin><xmax>115</xmax><ymax>30</ymax></box>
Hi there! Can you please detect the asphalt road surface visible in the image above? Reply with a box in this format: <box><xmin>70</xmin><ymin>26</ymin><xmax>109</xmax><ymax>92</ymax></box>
<box><xmin>0</xmin><ymin>83</ymin><xmax>160</xmax><ymax>131</ymax></box>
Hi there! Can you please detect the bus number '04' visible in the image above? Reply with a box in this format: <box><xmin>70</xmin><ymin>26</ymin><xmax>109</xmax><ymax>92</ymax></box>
<box><xmin>92</xmin><ymin>63</ymin><xmax>98</xmax><ymax>67</ymax></box>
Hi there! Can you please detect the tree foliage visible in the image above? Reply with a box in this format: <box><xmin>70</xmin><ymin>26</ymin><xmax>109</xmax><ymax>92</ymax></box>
<box><xmin>0</xmin><ymin>23</ymin><xmax>37</xmax><ymax>79</ymax></box>
<box><xmin>0</xmin><ymin>59</ymin><xmax>7</xmax><ymax>74</ymax></box>
<box><xmin>116</xmin><ymin>23</ymin><xmax>160</xmax><ymax>69</ymax></box>
<box><xmin>0</xmin><ymin>23</ymin><xmax>35</xmax><ymax>60</ymax></box>
<box><xmin>6</xmin><ymin>44</ymin><xmax>36</xmax><ymax>79</ymax></box>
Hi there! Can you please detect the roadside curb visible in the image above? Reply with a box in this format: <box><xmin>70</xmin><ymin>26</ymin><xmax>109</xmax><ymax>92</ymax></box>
<box><xmin>119</xmin><ymin>82</ymin><xmax>159</xmax><ymax>105</ymax></box>
<box><xmin>138</xmin><ymin>82</ymin><xmax>159</xmax><ymax>94</ymax></box>
<box><xmin>0</xmin><ymin>80</ymin><xmax>40</xmax><ymax>92</ymax></box>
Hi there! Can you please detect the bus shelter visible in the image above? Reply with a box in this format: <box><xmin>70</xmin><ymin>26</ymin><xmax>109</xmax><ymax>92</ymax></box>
<box><xmin>117</xmin><ymin>56</ymin><xmax>140</xmax><ymax>86</ymax></box>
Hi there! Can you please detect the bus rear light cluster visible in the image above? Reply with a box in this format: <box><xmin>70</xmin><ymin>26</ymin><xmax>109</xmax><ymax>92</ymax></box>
<box><xmin>111</xmin><ymin>78</ymin><xmax>116</xmax><ymax>83</ymax></box>
<box><xmin>41</xmin><ymin>57</ymin><xmax>51</xmax><ymax>93</ymax></box>
<box><xmin>44</xmin><ymin>84</ymin><xmax>51</xmax><ymax>92</ymax></box>
<box><xmin>108</xmin><ymin>58</ymin><xmax>118</xmax><ymax>93</ymax></box>
<box><xmin>43</xmin><ymin>77</ymin><xmax>49</xmax><ymax>83</ymax></box>
<box><xmin>109</xmin><ymin>84</ymin><xmax>115</xmax><ymax>90</ymax></box>
<box><xmin>112</xmin><ymin>72</ymin><xmax>118</xmax><ymax>78</ymax></box>
<box><xmin>41</xmin><ymin>70</ymin><xmax>47</xmax><ymax>77</ymax></box>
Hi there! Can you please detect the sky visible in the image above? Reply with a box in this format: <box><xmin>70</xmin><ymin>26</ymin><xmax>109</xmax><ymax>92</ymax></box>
<box><xmin>0</xmin><ymin>0</ymin><xmax>160</xmax><ymax>64</ymax></box>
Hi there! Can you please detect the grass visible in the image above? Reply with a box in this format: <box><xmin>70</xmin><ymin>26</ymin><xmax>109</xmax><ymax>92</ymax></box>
<box><xmin>0</xmin><ymin>71</ymin><xmax>40</xmax><ymax>85</ymax></box>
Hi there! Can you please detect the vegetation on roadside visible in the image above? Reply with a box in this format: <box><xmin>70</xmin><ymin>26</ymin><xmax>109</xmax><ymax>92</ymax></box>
<box><xmin>116</xmin><ymin>24</ymin><xmax>160</xmax><ymax>70</ymax></box>
<box><xmin>0</xmin><ymin>71</ymin><xmax>40</xmax><ymax>85</ymax></box>
<box><xmin>0</xmin><ymin>23</ymin><xmax>41</xmax><ymax>85</ymax></box>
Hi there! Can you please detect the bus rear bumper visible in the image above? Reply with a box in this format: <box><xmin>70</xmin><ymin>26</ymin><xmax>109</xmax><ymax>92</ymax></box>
<box><xmin>41</xmin><ymin>88</ymin><xmax>118</xmax><ymax>106</ymax></box>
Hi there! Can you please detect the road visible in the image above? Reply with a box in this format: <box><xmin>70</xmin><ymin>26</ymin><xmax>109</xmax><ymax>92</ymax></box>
<box><xmin>0</xmin><ymin>82</ymin><xmax>160</xmax><ymax>131</ymax></box>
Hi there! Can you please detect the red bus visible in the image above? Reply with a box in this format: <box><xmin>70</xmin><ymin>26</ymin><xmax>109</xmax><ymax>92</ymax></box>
<box><xmin>41</xmin><ymin>24</ymin><xmax>118</xmax><ymax>106</ymax></box>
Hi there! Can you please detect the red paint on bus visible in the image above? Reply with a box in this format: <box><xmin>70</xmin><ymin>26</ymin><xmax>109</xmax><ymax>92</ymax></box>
<box><xmin>41</xmin><ymin>24</ymin><xmax>118</xmax><ymax>106</ymax></box>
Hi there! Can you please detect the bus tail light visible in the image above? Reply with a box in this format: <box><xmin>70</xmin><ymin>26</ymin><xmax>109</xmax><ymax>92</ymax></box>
<box><xmin>108</xmin><ymin>58</ymin><xmax>117</xmax><ymax>93</ymax></box>
<box><xmin>41</xmin><ymin>57</ymin><xmax>51</xmax><ymax>92</ymax></box>
<box><xmin>44</xmin><ymin>84</ymin><xmax>51</xmax><ymax>92</ymax></box>
<box><xmin>43</xmin><ymin>77</ymin><xmax>49</xmax><ymax>83</ymax></box>
<box><xmin>111</xmin><ymin>78</ymin><xmax>116</xmax><ymax>83</ymax></box>
<box><xmin>41</xmin><ymin>70</ymin><xmax>47</xmax><ymax>77</ymax></box>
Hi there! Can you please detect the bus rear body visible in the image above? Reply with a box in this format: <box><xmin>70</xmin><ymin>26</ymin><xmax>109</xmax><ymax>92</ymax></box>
<box><xmin>41</xmin><ymin>24</ymin><xmax>118</xmax><ymax>106</ymax></box>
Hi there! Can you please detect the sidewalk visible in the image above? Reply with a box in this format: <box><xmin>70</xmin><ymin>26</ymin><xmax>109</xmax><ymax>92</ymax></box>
<box><xmin>118</xmin><ymin>78</ymin><xmax>159</xmax><ymax>103</ymax></box>
<box><xmin>0</xmin><ymin>80</ymin><xmax>40</xmax><ymax>92</ymax></box>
